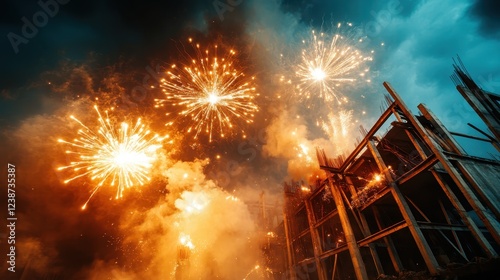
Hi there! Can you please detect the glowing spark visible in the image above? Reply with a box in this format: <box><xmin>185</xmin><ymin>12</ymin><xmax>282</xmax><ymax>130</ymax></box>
<box><xmin>374</xmin><ymin>174</ymin><xmax>382</xmax><ymax>182</ymax></box>
<box><xmin>296</xmin><ymin>143</ymin><xmax>313</xmax><ymax>163</ymax></box>
<box><xmin>58</xmin><ymin>105</ymin><xmax>165</xmax><ymax>209</ymax></box>
<box><xmin>295</xmin><ymin>24</ymin><xmax>372</xmax><ymax>103</ymax></box>
<box><xmin>321</xmin><ymin>110</ymin><xmax>353</xmax><ymax>155</ymax></box>
<box><xmin>156</xmin><ymin>40</ymin><xmax>259</xmax><ymax>142</ymax></box>
<box><xmin>243</xmin><ymin>264</ymin><xmax>261</xmax><ymax>280</ymax></box>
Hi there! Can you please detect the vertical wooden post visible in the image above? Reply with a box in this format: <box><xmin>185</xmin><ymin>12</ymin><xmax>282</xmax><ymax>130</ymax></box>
<box><xmin>283</xmin><ymin>209</ymin><xmax>296</xmax><ymax>280</ymax></box>
<box><xmin>439</xmin><ymin>200</ymin><xmax>465</xmax><ymax>257</ymax></box>
<box><xmin>305</xmin><ymin>198</ymin><xmax>327</xmax><ymax>280</ymax></box>
<box><xmin>327</xmin><ymin>177</ymin><xmax>369</xmax><ymax>280</ymax></box>
<box><xmin>345</xmin><ymin>176</ymin><xmax>360</xmax><ymax>200</ymax></box>
<box><xmin>367</xmin><ymin>140</ymin><xmax>441</xmax><ymax>274</ymax></box>
<box><xmin>373</xmin><ymin>206</ymin><xmax>404</xmax><ymax>272</ymax></box>
<box><xmin>345</xmin><ymin>177</ymin><xmax>385</xmax><ymax>275</ymax></box>
<box><xmin>418</xmin><ymin>104</ymin><xmax>466</xmax><ymax>155</ymax></box>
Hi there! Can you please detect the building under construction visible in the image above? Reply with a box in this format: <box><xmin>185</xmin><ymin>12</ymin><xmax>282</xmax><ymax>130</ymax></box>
<box><xmin>278</xmin><ymin>64</ymin><xmax>500</xmax><ymax>280</ymax></box>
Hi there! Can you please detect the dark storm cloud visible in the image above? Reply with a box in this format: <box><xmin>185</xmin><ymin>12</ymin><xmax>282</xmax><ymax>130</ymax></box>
<box><xmin>468</xmin><ymin>0</ymin><xmax>500</xmax><ymax>36</ymax></box>
<box><xmin>1</xmin><ymin>0</ymin><xmax>212</xmax><ymax>99</ymax></box>
<box><xmin>368</xmin><ymin>0</ymin><xmax>500</xmax><ymax>160</ymax></box>
<box><xmin>280</xmin><ymin>0</ymin><xmax>421</xmax><ymax>26</ymax></box>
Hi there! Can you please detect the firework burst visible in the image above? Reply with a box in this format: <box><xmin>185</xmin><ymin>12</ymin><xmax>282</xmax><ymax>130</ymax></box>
<box><xmin>155</xmin><ymin>38</ymin><xmax>259</xmax><ymax>142</ymax></box>
<box><xmin>58</xmin><ymin>105</ymin><xmax>166</xmax><ymax>209</ymax></box>
<box><xmin>295</xmin><ymin>23</ymin><xmax>372</xmax><ymax>104</ymax></box>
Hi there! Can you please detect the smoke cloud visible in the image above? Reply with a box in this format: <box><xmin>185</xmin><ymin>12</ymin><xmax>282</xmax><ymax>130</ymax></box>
<box><xmin>0</xmin><ymin>1</ymin><xmax>382</xmax><ymax>279</ymax></box>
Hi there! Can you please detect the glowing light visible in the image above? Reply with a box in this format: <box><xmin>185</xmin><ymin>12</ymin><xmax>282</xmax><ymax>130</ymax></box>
<box><xmin>295</xmin><ymin>24</ymin><xmax>372</xmax><ymax>103</ymax></box>
<box><xmin>225</xmin><ymin>195</ymin><xmax>239</xmax><ymax>201</ymax></box>
<box><xmin>266</xmin><ymin>231</ymin><xmax>277</xmax><ymax>238</ymax></box>
<box><xmin>156</xmin><ymin>40</ymin><xmax>259</xmax><ymax>142</ymax></box>
<box><xmin>311</xmin><ymin>67</ymin><xmax>326</xmax><ymax>81</ymax></box>
<box><xmin>208</xmin><ymin>92</ymin><xmax>220</xmax><ymax>105</ymax></box>
<box><xmin>351</xmin><ymin>172</ymin><xmax>387</xmax><ymax>208</ymax></box>
<box><xmin>176</xmin><ymin>191</ymin><xmax>210</xmax><ymax>214</ymax></box>
<box><xmin>179</xmin><ymin>233</ymin><xmax>195</xmax><ymax>250</ymax></box>
<box><xmin>301</xmin><ymin>186</ymin><xmax>311</xmax><ymax>193</ymax></box>
<box><xmin>186</xmin><ymin>200</ymin><xmax>206</xmax><ymax>213</ymax></box>
<box><xmin>58</xmin><ymin>105</ymin><xmax>165</xmax><ymax>209</ymax></box>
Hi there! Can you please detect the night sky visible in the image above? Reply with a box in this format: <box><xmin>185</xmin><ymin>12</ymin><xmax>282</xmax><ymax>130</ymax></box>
<box><xmin>1</xmin><ymin>0</ymin><xmax>499</xmax><ymax>279</ymax></box>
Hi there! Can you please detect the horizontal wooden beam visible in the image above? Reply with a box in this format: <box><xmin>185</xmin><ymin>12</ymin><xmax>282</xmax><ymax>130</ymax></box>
<box><xmin>450</xmin><ymin>131</ymin><xmax>492</xmax><ymax>143</ymax></box>
<box><xmin>417</xmin><ymin>222</ymin><xmax>474</xmax><ymax>232</ymax></box>
<box><xmin>314</xmin><ymin>209</ymin><xmax>339</xmax><ymax>228</ymax></box>
<box><xmin>359</xmin><ymin>186</ymin><xmax>392</xmax><ymax>211</ymax></box>
<box><xmin>319</xmin><ymin>244</ymin><xmax>349</xmax><ymax>259</ymax></box>
<box><xmin>442</xmin><ymin>151</ymin><xmax>500</xmax><ymax>166</ymax></box>
<box><xmin>396</xmin><ymin>154</ymin><xmax>438</xmax><ymax>185</ymax></box>
<box><xmin>295</xmin><ymin>257</ymin><xmax>316</xmax><ymax>266</ymax></box>
<box><xmin>293</xmin><ymin>228</ymin><xmax>311</xmax><ymax>241</ymax></box>
<box><xmin>358</xmin><ymin>220</ymin><xmax>408</xmax><ymax>247</ymax></box>
<box><xmin>319</xmin><ymin>165</ymin><xmax>341</xmax><ymax>174</ymax></box>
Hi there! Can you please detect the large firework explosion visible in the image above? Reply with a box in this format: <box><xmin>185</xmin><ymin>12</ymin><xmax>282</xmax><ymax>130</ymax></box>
<box><xmin>294</xmin><ymin>23</ymin><xmax>373</xmax><ymax>105</ymax></box>
<box><xmin>156</xmin><ymin>38</ymin><xmax>259</xmax><ymax>142</ymax></box>
<box><xmin>57</xmin><ymin>105</ymin><xmax>166</xmax><ymax>209</ymax></box>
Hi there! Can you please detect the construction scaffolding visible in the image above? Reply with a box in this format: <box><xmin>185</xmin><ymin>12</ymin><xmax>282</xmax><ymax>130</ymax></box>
<box><xmin>280</xmin><ymin>68</ymin><xmax>500</xmax><ymax>279</ymax></box>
